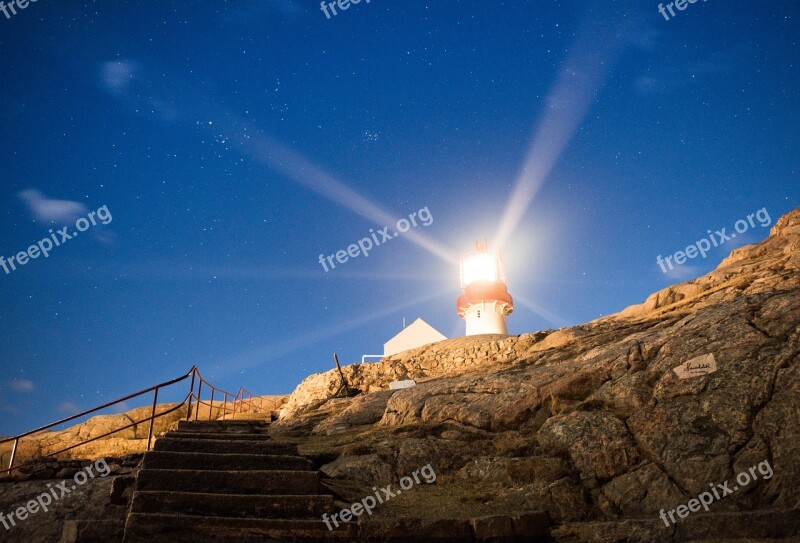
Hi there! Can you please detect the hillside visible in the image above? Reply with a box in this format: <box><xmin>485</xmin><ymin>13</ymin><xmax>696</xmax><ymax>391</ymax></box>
<box><xmin>270</xmin><ymin>207</ymin><xmax>800</xmax><ymax>541</ymax></box>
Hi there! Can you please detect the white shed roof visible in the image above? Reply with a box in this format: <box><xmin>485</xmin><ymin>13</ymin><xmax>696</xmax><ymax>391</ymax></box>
<box><xmin>383</xmin><ymin>318</ymin><xmax>447</xmax><ymax>357</ymax></box>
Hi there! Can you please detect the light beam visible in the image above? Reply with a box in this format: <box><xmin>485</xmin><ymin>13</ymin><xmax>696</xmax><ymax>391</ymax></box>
<box><xmin>494</xmin><ymin>9</ymin><xmax>626</xmax><ymax>248</ymax></box>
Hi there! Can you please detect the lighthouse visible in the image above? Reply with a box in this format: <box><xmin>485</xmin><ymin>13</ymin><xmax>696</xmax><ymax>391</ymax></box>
<box><xmin>457</xmin><ymin>240</ymin><xmax>514</xmax><ymax>336</ymax></box>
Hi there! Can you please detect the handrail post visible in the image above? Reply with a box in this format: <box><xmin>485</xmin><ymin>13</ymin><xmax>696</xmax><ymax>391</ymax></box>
<box><xmin>195</xmin><ymin>381</ymin><xmax>203</xmax><ymax>421</ymax></box>
<box><xmin>186</xmin><ymin>369</ymin><xmax>196</xmax><ymax>421</ymax></box>
<box><xmin>209</xmin><ymin>389</ymin><xmax>215</xmax><ymax>421</ymax></box>
<box><xmin>146</xmin><ymin>388</ymin><xmax>159</xmax><ymax>451</ymax></box>
<box><xmin>222</xmin><ymin>394</ymin><xmax>228</xmax><ymax>421</ymax></box>
<box><xmin>8</xmin><ymin>438</ymin><xmax>19</xmax><ymax>472</ymax></box>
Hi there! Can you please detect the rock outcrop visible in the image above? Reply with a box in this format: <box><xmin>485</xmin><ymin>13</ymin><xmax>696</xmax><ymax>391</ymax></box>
<box><xmin>272</xmin><ymin>207</ymin><xmax>800</xmax><ymax>542</ymax></box>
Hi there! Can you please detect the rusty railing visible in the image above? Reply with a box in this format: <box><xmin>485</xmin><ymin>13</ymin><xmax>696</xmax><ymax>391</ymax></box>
<box><xmin>0</xmin><ymin>366</ymin><xmax>264</xmax><ymax>475</ymax></box>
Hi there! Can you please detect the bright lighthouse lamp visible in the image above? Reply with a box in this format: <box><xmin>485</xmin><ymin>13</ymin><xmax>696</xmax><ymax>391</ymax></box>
<box><xmin>461</xmin><ymin>252</ymin><xmax>499</xmax><ymax>285</ymax></box>
<box><xmin>457</xmin><ymin>240</ymin><xmax>514</xmax><ymax>336</ymax></box>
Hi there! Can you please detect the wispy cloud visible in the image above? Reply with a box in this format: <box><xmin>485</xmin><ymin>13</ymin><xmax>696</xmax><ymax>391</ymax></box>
<box><xmin>111</xmin><ymin>401</ymin><xmax>132</xmax><ymax>414</ymax></box>
<box><xmin>18</xmin><ymin>189</ymin><xmax>87</xmax><ymax>223</ymax></box>
<box><xmin>98</xmin><ymin>61</ymin><xmax>180</xmax><ymax>123</ymax></box>
<box><xmin>634</xmin><ymin>56</ymin><xmax>729</xmax><ymax>95</ymax></box>
<box><xmin>686</xmin><ymin>60</ymin><xmax>727</xmax><ymax>76</ymax></box>
<box><xmin>635</xmin><ymin>76</ymin><xmax>660</xmax><ymax>94</ymax></box>
<box><xmin>224</xmin><ymin>0</ymin><xmax>302</xmax><ymax>24</ymax></box>
<box><xmin>58</xmin><ymin>401</ymin><xmax>79</xmax><ymax>415</ymax></box>
<box><xmin>616</xmin><ymin>13</ymin><xmax>660</xmax><ymax>51</ymax></box>
<box><xmin>10</xmin><ymin>379</ymin><xmax>34</xmax><ymax>393</ymax></box>
<box><xmin>101</xmin><ymin>60</ymin><xmax>139</xmax><ymax>95</ymax></box>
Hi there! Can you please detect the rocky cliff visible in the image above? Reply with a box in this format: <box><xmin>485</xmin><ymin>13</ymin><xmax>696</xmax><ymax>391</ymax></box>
<box><xmin>272</xmin><ymin>207</ymin><xmax>800</xmax><ymax>541</ymax></box>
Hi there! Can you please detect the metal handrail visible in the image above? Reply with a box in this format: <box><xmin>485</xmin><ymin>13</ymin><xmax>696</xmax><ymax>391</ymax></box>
<box><xmin>0</xmin><ymin>366</ymin><xmax>196</xmax><ymax>445</ymax></box>
<box><xmin>1</xmin><ymin>366</ymin><xmax>264</xmax><ymax>475</ymax></box>
<box><xmin>186</xmin><ymin>368</ymin><xmax>264</xmax><ymax>422</ymax></box>
<box><xmin>361</xmin><ymin>354</ymin><xmax>383</xmax><ymax>363</ymax></box>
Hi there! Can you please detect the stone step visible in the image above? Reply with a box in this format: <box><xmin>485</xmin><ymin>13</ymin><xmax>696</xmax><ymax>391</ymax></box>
<box><xmin>153</xmin><ymin>437</ymin><xmax>296</xmax><ymax>455</ymax></box>
<box><xmin>360</xmin><ymin>516</ymin><xmax>528</xmax><ymax>542</ymax></box>
<box><xmin>130</xmin><ymin>491</ymin><xmax>334</xmax><ymax>518</ymax></box>
<box><xmin>177</xmin><ymin>420</ymin><xmax>269</xmax><ymax>433</ymax></box>
<box><xmin>135</xmin><ymin>469</ymin><xmax>321</xmax><ymax>495</ymax></box>
<box><xmin>122</xmin><ymin>514</ymin><xmax>524</xmax><ymax>542</ymax></box>
<box><xmin>141</xmin><ymin>451</ymin><xmax>311</xmax><ymax>471</ymax></box>
<box><xmin>70</xmin><ymin>513</ymin><xmax>548</xmax><ymax>543</ymax></box>
<box><xmin>226</xmin><ymin>412</ymin><xmax>274</xmax><ymax>421</ymax></box>
<box><xmin>163</xmin><ymin>430</ymin><xmax>273</xmax><ymax>441</ymax></box>
<box><xmin>123</xmin><ymin>514</ymin><xmax>358</xmax><ymax>543</ymax></box>
<box><xmin>61</xmin><ymin>519</ymin><xmax>124</xmax><ymax>543</ymax></box>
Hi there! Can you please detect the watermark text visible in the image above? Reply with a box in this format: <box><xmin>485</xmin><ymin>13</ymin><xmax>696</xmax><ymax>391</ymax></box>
<box><xmin>318</xmin><ymin>206</ymin><xmax>432</xmax><ymax>272</ymax></box>
<box><xmin>659</xmin><ymin>459</ymin><xmax>773</xmax><ymax>527</ymax></box>
<box><xmin>322</xmin><ymin>464</ymin><xmax>436</xmax><ymax>530</ymax></box>
<box><xmin>656</xmin><ymin>207</ymin><xmax>770</xmax><ymax>274</ymax></box>
<box><xmin>1</xmin><ymin>204</ymin><xmax>112</xmax><ymax>276</ymax></box>
<box><xmin>0</xmin><ymin>458</ymin><xmax>111</xmax><ymax>532</ymax></box>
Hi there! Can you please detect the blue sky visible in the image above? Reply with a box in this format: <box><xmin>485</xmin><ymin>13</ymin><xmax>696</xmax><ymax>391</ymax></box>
<box><xmin>0</xmin><ymin>0</ymin><xmax>797</xmax><ymax>435</ymax></box>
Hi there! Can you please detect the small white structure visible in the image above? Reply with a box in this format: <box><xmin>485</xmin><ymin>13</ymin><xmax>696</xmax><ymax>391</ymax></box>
<box><xmin>383</xmin><ymin>318</ymin><xmax>447</xmax><ymax>357</ymax></box>
<box><xmin>389</xmin><ymin>379</ymin><xmax>417</xmax><ymax>390</ymax></box>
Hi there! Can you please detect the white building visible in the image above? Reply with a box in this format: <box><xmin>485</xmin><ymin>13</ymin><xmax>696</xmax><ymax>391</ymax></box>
<box><xmin>383</xmin><ymin>318</ymin><xmax>447</xmax><ymax>357</ymax></box>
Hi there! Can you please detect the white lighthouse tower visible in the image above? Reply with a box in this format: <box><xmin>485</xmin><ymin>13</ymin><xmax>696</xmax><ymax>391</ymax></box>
<box><xmin>457</xmin><ymin>240</ymin><xmax>514</xmax><ymax>336</ymax></box>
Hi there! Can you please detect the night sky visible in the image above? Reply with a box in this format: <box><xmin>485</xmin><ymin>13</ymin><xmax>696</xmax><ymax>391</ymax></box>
<box><xmin>1</xmin><ymin>0</ymin><xmax>797</xmax><ymax>435</ymax></box>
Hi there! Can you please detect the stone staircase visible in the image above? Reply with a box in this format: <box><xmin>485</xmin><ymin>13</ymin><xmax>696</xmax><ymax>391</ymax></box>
<box><xmin>62</xmin><ymin>418</ymin><xmax>550</xmax><ymax>542</ymax></box>
<box><xmin>120</xmin><ymin>419</ymin><xmax>355</xmax><ymax>542</ymax></box>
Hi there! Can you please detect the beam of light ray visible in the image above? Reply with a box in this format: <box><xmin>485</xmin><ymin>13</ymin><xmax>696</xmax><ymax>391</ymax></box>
<box><xmin>217</xmin><ymin>289</ymin><xmax>450</xmax><ymax>376</ymax></box>
<box><xmin>449</xmin><ymin>320</ymin><xmax>464</xmax><ymax>339</ymax></box>
<box><xmin>516</xmin><ymin>278</ymin><xmax>622</xmax><ymax>286</ymax></box>
<box><xmin>225</xmin><ymin>126</ymin><xmax>457</xmax><ymax>264</ymax></box>
<box><xmin>514</xmin><ymin>293</ymin><xmax>572</xmax><ymax>329</ymax></box>
<box><xmin>98</xmin><ymin>61</ymin><xmax>457</xmax><ymax>265</ymax></box>
<box><xmin>494</xmin><ymin>9</ymin><xmax>626</xmax><ymax>248</ymax></box>
<box><xmin>83</xmin><ymin>262</ymin><xmax>445</xmax><ymax>282</ymax></box>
